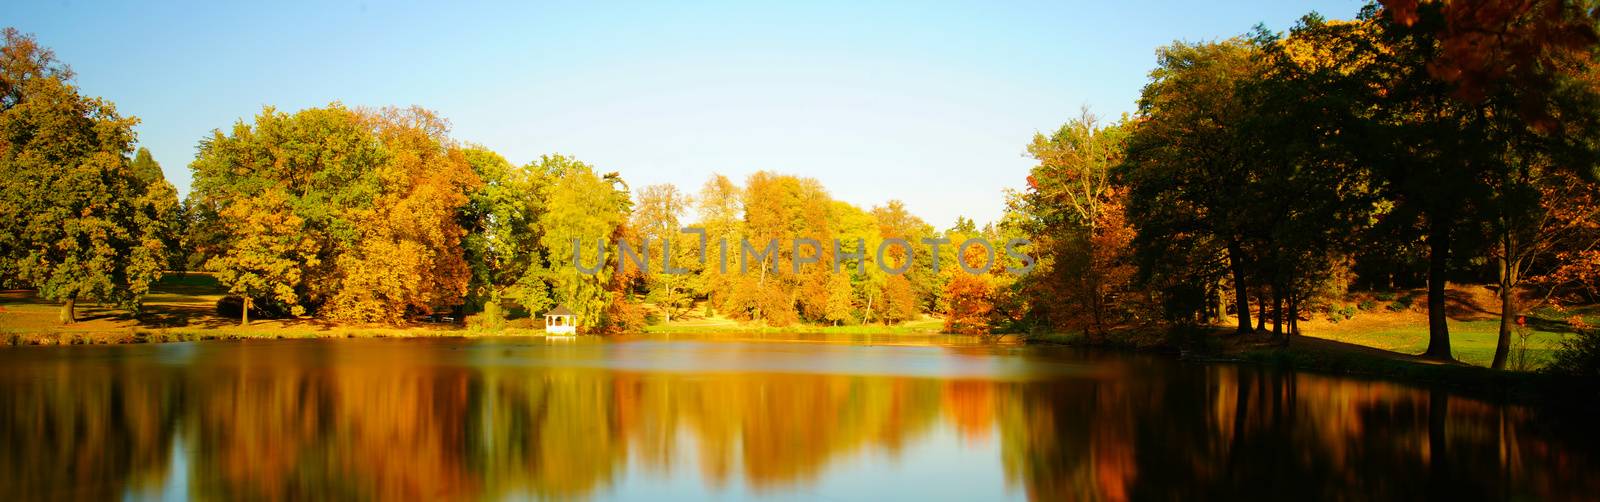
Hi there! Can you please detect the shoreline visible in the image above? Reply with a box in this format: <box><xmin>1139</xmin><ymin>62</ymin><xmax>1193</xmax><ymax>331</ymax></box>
<box><xmin>1026</xmin><ymin>327</ymin><xmax>1598</xmax><ymax>413</ymax></box>
<box><xmin>8</xmin><ymin>323</ymin><xmax>1597</xmax><ymax>416</ymax></box>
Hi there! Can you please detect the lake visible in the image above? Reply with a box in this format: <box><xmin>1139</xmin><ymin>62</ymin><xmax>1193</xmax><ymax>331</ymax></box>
<box><xmin>0</xmin><ymin>335</ymin><xmax>1595</xmax><ymax>500</ymax></box>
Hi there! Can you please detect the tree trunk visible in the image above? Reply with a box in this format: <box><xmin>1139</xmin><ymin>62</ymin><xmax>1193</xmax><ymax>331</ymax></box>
<box><xmin>1227</xmin><ymin>240</ymin><xmax>1251</xmax><ymax>334</ymax></box>
<box><xmin>1272</xmin><ymin>286</ymin><xmax>1283</xmax><ymax>336</ymax></box>
<box><xmin>1215</xmin><ymin>277</ymin><xmax>1229</xmax><ymax>326</ymax></box>
<box><xmin>241</xmin><ymin>296</ymin><xmax>251</xmax><ymax>327</ymax></box>
<box><xmin>1288</xmin><ymin>290</ymin><xmax>1300</xmax><ymax>338</ymax></box>
<box><xmin>59</xmin><ymin>297</ymin><xmax>76</xmax><ymax>324</ymax></box>
<box><xmin>1491</xmin><ymin>255</ymin><xmax>1518</xmax><ymax>370</ymax></box>
<box><xmin>1422</xmin><ymin>218</ymin><xmax>1454</xmax><ymax>361</ymax></box>
<box><xmin>864</xmin><ymin>294</ymin><xmax>874</xmax><ymax>325</ymax></box>
<box><xmin>1255</xmin><ymin>291</ymin><xmax>1266</xmax><ymax>331</ymax></box>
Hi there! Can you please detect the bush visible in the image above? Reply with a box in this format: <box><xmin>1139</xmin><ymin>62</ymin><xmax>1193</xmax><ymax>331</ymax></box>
<box><xmin>600</xmin><ymin>301</ymin><xmax>646</xmax><ymax>334</ymax></box>
<box><xmin>1385</xmin><ymin>295</ymin><xmax>1413</xmax><ymax>312</ymax></box>
<box><xmin>1373</xmin><ymin>291</ymin><xmax>1396</xmax><ymax>302</ymax></box>
<box><xmin>466</xmin><ymin>313</ymin><xmax>504</xmax><ymax>330</ymax></box>
<box><xmin>1546</xmin><ymin>329</ymin><xmax>1600</xmax><ymax>379</ymax></box>
<box><xmin>1327</xmin><ymin>305</ymin><xmax>1356</xmax><ymax>322</ymax></box>
<box><xmin>1357</xmin><ymin>300</ymin><xmax>1377</xmax><ymax>312</ymax></box>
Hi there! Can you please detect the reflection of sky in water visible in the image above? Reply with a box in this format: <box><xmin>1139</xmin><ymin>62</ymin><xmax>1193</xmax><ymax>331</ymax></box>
<box><xmin>131</xmin><ymin>412</ymin><xmax>1013</xmax><ymax>501</ymax></box>
<box><xmin>465</xmin><ymin>339</ymin><xmax>1101</xmax><ymax>380</ymax></box>
<box><xmin>123</xmin><ymin>431</ymin><xmax>188</xmax><ymax>502</ymax></box>
<box><xmin>583</xmin><ymin>422</ymin><xmax>1015</xmax><ymax>501</ymax></box>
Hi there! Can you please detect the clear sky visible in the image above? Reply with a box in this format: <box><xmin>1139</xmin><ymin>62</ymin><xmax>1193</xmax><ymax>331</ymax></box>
<box><xmin>12</xmin><ymin>0</ymin><xmax>1364</xmax><ymax>229</ymax></box>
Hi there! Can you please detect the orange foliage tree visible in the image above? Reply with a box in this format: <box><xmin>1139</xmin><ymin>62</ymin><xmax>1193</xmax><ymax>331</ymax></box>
<box><xmin>1014</xmin><ymin>110</ymin><xmax>1137</xmax><ymax>340</ymax></box>
<box><xmin>323</xmin><ymin>108</ymin><xmax>480</xmax><ymax>323</ymax></box>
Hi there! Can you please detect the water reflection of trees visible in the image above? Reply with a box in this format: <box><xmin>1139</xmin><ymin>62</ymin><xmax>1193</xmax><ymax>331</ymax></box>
<box><xmin>0</xmin><ymin>349</ymin><xmax>1596</xmax><ymax>501</ymax></box>
<box><xmin>996</xmin><ymin>361</ymin><xmax>1600</xmax><ymax>501</ymax></box>
<box><xmin>0</xmin><ymin>360</ymin><xmax>182</xmax><ymax>500</ymax></box>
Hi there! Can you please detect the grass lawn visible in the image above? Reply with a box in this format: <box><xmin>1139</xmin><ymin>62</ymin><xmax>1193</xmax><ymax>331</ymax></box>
<box><xmin>1288</xmin><ymin>285</ymin><xmax>1593</xmax><ymax>370</ymax></box>
<box><xmin>1306</xmin><ymin>317</ymin><xmax>1574</xmax><ymax>369</ymax></box>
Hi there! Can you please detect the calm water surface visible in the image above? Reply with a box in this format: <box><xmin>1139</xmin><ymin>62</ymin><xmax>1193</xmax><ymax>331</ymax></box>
<box><xmin>0</xmin><ymin>335</ymin><xmax>1595</xmax><ymax>501</ymax></box>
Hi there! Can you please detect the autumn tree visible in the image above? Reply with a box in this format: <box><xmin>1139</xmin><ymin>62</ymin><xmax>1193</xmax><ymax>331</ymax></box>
<box><xmin>718</xmin><ymin>172</ymin><xmax>841</xmax><ymax>326</ymax></box>
<box><xmin>1344</xmin><ymin>0</ymin><xmax>1600</xmax><ymax>360</ymax></box>
<box><xmin>694</xmin><ymin>174</ymin><xmax>743</xmax><ymax>315</ymax></box>
<box><xmin>0</xmin><ymin>28</ymin><xmax>172</xmax><ymax>323</ymax></box>
<box><xmin>631</xmin><ymin>183</ymin><xmax>696</xmax><ymax>320</ymax></box>
<box><xmin>871</xmin><ymin>200</ymin><xmax>937</xmax><ymax>323</ymax></box>
<box><xmin>192</xmin><ymin>104</ymin><xmax>481</xmax><ymax>324</ymax></box>
<box><xmin>1016</xmin><ymin>110</ymin><xmax>1135</xmax><ymax>340</ymax></box>
<box><xmin>831</xmin><ymin>200</ymin><xmax>883</xmax><ymax>324</ymax></box>
<box><xmin>1382</xmin><ymin>0</ymin><xmax>1600</xmax><ymax>368</ymax></box>
<box><xmin>191</xmin><ymin>105</ymin><xmax>379</xmax><ymax>313</ymax></box>
<box><xmin>205</xmin><ymin>189</ymin><xmax>319</xmax><ymax>325</ymax></box>
<box><xmin>942</xmin><ymin>221</ymin><xmax>1019</xmax><ymax>335</ymax></box>
<box><xmin>321</xmin><ymin>108</ymin><xmax>480</xmax><ymax>323</ymax></box>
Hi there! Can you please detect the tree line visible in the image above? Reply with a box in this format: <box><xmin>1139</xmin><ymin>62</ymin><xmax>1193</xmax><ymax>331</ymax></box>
<box><xmin>1010</xmin><ymin>0</ymin><xmax>1600</xmax><ymax>370</ymax></box>
<box><xmin>4</xmin><ymin>0</ymin><xmax>1600</xmax><ymax>372</ymax></box>
<box><xmin>0</xmin><ymin>26</ymin><xmax>1030</xmax><ymax>333</ymax></box>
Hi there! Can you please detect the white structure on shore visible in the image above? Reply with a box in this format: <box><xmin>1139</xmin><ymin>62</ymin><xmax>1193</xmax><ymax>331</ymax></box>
<box><xmin>544</xmin><ymin>305</ymin><xmax>577</xmax><ymax>335</ymax></box>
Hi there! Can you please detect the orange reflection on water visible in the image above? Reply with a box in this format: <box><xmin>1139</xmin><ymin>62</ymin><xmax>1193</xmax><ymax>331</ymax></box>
<box><xmin>0</xmin><ymin>339</ymin><xmax>1596</xmax><ymax>501</ymax></box>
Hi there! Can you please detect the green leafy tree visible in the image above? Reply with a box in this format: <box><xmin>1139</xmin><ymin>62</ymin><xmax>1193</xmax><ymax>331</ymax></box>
<box><xmin>536</xmin><ymin>155</ymin><xmax>631</xmax><ymax>330</ymax></box>
<box><xmin>1123</xmin><ymin>38</ymin><xmax>1263</xmax><ymax>332</ymax></box>
<box><xmin>0</xmin><ymin>28</ymin><xmax>170</xmax><ymax>323</ymax></box>
<box><xmin>130</xmin><ymin>148</ymin><xmax>185</xmax><ymax>273</ymax></box>
<box><xmin>461</xmin><ymin>146</ymin><xmax>550</xmax><ymax>324</ymax></box>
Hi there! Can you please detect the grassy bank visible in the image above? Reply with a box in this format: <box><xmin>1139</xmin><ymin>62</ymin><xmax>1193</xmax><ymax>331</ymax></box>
<box><xmin>1026</xmin><ymin>326</ymin><xmax>1597</xmax><ymax>410</ymax></box>
<box><xmin>1028</xmin><ymin>284</ymin><xmax>1586</xmax><ymax>369</ymax></box>
<box><xmin>0</xmin><ymin>274</ymin><xmax>951</xmax><ymax>346</ymax></box>
<box><xmin>1</xmin><ymin>276</ymin><xmax>1589</xmax><ymax>400</ymax></box>
<box><xmin>0</xmin><ymin>274</ymin><xmax>544</xmax><ymax>346</ymax></box>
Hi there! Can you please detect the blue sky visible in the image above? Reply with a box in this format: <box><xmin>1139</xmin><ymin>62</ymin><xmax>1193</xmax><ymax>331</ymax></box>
<box><xmin>12</xmin><ymin>0</ymin><xmax>1363</xmax><ymax>228</ymax></box>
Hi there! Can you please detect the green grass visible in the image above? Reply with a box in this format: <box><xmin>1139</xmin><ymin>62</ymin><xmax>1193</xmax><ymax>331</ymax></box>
<box><xmin>1234</xmin><ymin>343</ymin><xmax>1565</xmax><ymax>402</ymax></box>
<box><xmin>1334</xmin><ymin>319</ymin><xmax>1573</xmax><ymax>369</ymax></box>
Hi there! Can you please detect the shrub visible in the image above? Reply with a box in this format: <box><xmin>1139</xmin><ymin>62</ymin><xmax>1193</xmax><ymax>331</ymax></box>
<box><xmin>600</xmin><ymin>300</ymin><xmax>646</xmax><ymax>334</ymax></box>
<box><xmin>1327</xmin><ymin>304</ymin><xmax>1356</xmax><ymax>322</ymax></box>
<box><xmin>1357</xmin><ymin>300</ymin><xmax>1377</xmax><ymax>312</ymax></box>
<box><xmin>1385</xmin><ymin>295</ymin><xmax>1413</xmax><ymax>312</ymax></box>
<box><xmin>1374</xmin><ymin>291</ymin><xmax>1396</xmax><ymax>302</ymax></box>
<box><xmin>1546</xmin><ymin>329</ymin><xmax>1600</xmax><ymax>379</ymax></box>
